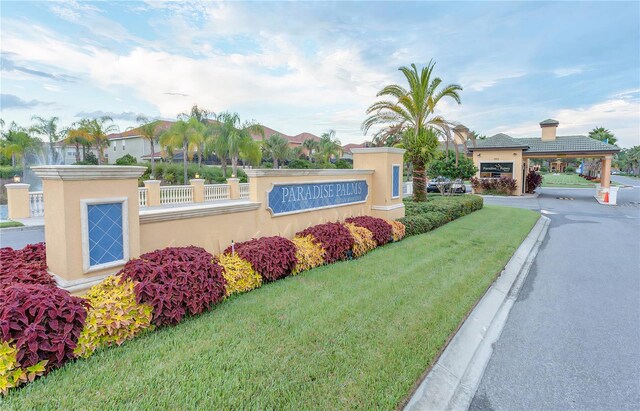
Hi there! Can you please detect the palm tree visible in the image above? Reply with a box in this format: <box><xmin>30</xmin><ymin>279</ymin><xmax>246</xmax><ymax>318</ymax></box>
<box><xmin>210</xmin><ymin>112</ymin><xmax>262</xmax><ymax>177</ymax></box>
<box><xmin>63</xmin><ymin>120</ymin><xmax>91</xmax><ymax>163</ymax></box>
<box><xmin>588</xmin><ymin>127</ymin><xmax>617</xmax><ymax>145</ymax></box>
<box><xmin>135</xmin><ymin>115</ymin><xmax>163</xmax><ymax>178</ymax></box>
<box><xmin>182</xmin><ymin>104</ymin><xmax>214</xmax><ymax>167</ymax></box>
<box><xmin>362</xmin><ymin>61</ymin><xmax>462</xmax><ymax>201</ymax></box>
<box><xmin>263</xmin><ymin>133</ymin><xmax>290</xmax><ymax>168</ymax></box>
<box><xmin>160</xmin><ymin>118</ymin><xmax>203</xmax><ymax>184</ymax></box>
<box><xmin>30</xmin><ymin>116</ymin><xmax>64</xmax><ymax>164</ymax></box>
<box><xmin>81</xmin><ymin>116</ymin><xmax>118</xmax><ymax>164</ymax></box>
<box><xmin>302</xmin><ymin>138</ymin><xmax>320</xmax><ymax>161</ymax></box>
<box><xmin>317</xmin><ymin>130</ymin><xmax>342</xmax><ymax>163</ymax></box>
<box><xmin>1</xmin><ymin>122</ymin><xmax>42</xmax><ymax>175</ymax></box>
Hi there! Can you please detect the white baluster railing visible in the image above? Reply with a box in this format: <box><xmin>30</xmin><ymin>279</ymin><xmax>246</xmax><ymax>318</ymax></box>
<box><xmin>239</xmin><ymin>183</ymin><xmax>250</xmax><ymax>199</ymax></box>
<box><xmin>29</xmin><ymin>191</ymin><xmax>44</xmax><ymax>217</ymax></box>
<box><xmin>138</xmin><ymin>187</ymin><xmax>148</xmax><ymax>207</ymax></box>
<box><xmin>403</xmin><ymin>182</ymin><xmax>413</xmax><ymax>197</ymax></box>
<box><xmin>204</xmin><ymin>184</ymin><xmax>230</xmax><ymax>201</ymax></box>
<box><xmin>160</xmin><ymin>185</ymin><xmax>193</xmax><ymax>205</ymax></box>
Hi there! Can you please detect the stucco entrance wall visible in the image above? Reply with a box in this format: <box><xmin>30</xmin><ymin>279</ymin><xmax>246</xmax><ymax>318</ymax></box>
<box><xmin>471</xmin><ymin>149</ymin><xmax>525</xmax><ymax>195</ymax></box>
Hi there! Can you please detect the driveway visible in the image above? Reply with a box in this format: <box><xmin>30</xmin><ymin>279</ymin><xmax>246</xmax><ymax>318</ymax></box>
<box><xmin>470</xmin><ymin>186</ymin><xmax>640</xmax><ymax>410</ymax></box>
<box><xmin>0</xmin><ymin>226</ymin><xmax>45</xmax><ymax>249</ymax></box>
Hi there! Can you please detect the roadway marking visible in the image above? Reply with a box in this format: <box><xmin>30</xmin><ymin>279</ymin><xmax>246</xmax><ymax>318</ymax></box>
<box><xmin>541</xmin><ymin>209</ymin><xmax>558</xmax><ymax>215</ymax></box>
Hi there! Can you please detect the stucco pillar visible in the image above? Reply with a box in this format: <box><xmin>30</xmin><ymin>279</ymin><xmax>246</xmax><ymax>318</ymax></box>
<box><xmin>227</xmin><ymin>178</ymin><xmax>240</xmax><ymax>200</ymax></box>
<box><xmin>601</xmin><ymin>156</ymin><xmax>612</xmax><ymax>189</ymax></box>
<box><xmin>190</xmin><ymin>179</ymin><xmax>205</xmax><ymax>203</ymax></box>
<box><xmin>31</xmin><ymin>165</ymin><xmax>146</xmax><ymax>293</ymax></box>
<box><xmin>352</xmin><ymin>147</ymin><xmax>406</xmax><ymax>220</ymax></box>
<box><xmin>144</xmin><ymin>180</ymin><xmax>161</xmax><ymax>206</ymax></box>
<box><xmin>5</xmin><ymin>183</ymin><xmax>30</xmax><ymax>219</ymax></box>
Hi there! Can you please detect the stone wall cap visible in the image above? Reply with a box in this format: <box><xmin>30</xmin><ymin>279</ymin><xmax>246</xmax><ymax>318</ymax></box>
<box><xmin>244</xmin><ymin>169</ymin><xmax>374</xmax><ymax>177</ymax></box>
<box><xmin>4</xmin><ymin>183</ymin><xmax>30</xmax><ymax>189</ymax></box>
<box><xmin>140</xmin><ymin>201</ymin><xmax>260</xmax><ymax>223</ymax></box>
<box><xmin>350</xmin><ymin>147</ymin><xmax>406</xmax><ymax>154</ymax></box>
<box><xmin>32</xmin><ymin>165</ymin><xmax>147</xmax><ymax>180</ymax></box>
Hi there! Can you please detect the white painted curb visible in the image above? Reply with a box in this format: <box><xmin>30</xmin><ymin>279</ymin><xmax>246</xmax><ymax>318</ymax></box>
<box><xmin>404</xmin><ymin>215</ymin><xmax>550</xmax><ymax>411</ymax></box>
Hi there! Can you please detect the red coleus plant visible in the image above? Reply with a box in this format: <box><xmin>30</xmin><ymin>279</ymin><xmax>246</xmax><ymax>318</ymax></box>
<box><xmin>0</xmin><ymin>283</ymin><xmax>88</xmax><ymax>370</ymax></box>
<box><xmin>118</xmin><ymin>246</ymin><xmax>226</xmax><ymax>327</ymax></box>
<box><xmin>224</xmin><ymin>236</ymin><xmax>297</xmax><ymax>282</ymax></box>
<box><xmin>0</xmin><ymin>243</ymin><xmax>55</xmax><ymax>289</ymax></box>
<box><xmin>297</xmin><ymin>222</ymin><xmax>355</xmax><ymax>264</ymax></box>
<box><xmin>345</xmin><ymin>216</ymin><xmax>393</xmax><ymax>246</ymax></box>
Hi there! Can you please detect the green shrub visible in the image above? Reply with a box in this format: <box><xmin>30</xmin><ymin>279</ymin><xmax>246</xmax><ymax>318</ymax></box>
<box><xmin>565</xmin><ymin>166</ymin><xmax>576</xmax><ymax>173</ymax></box>
<box><xmin>115</xmin><ymin>154</ymin><xmax>138</xmax><ymax>165</ymax></box>
<box><xmin>401</xmin><ymin>195</ymin><xmax>483</xmax><ymax>236</ymax></box>
<box><xmin>0</xmin><ymin>166</ymin><xmax>22</xmax><ymax>180</ymax></box>
<box><xmin>334</xmin><ymin>159</ymin><xmax>353</xmax><ymax>169</ymax></box>
<box><xmin>287</xmin><ymin>159</ymin><xmax>313</xmax><ymax>169</ymax></box>
<box><xmin>74</xmin><ymin>152</ymin><xmax>98</xmax><ymax>165</ymax></box>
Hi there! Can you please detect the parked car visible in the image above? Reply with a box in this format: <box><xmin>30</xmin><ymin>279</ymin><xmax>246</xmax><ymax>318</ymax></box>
<box><xmin>427</xmin><ymin>176</ymin><xmax>466</xmax><ymax>193</ymax></box>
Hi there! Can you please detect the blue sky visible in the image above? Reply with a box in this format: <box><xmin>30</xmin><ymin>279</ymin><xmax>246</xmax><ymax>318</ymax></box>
<box><xmin>1</xmin><ymin>1</ymin><xmax>639</xmax><ymax>147</ymax></box>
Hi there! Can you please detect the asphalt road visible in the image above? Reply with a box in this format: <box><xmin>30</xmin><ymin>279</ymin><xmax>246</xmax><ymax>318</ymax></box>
<box><xmin>470</xmin><ymin>184</ymin><xmax>640</xmax><ymax>410</ymax></box>
<box><xmin>0</xmin><ymin>226</ymin><xmax>45</xmax><ymax>249</ymax></box>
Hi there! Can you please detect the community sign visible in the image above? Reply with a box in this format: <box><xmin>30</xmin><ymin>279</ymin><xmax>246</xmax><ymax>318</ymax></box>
<box><xmin>480</xmin><ymin>162</ymin><xmax>514</xmax><ymax>173</ymax></box>
<box><xmin>267</xmin><ymin>180</ymin><xmax>369</xmax><ymax>216</ymax></box>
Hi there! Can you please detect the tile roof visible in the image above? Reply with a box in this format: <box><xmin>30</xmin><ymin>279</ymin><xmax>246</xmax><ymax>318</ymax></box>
<box><xmin>539</xmin><ymin>118</ymin><xmax>559</xmax><ymax>126</ymax></box>
<box><xmin>518</xmin><ymin>135</ymin><xmax>620</xmax><ymax>154</ymax></box>
<box><xmin>467</xmin><ymin>133</ymin><xmax>619</xmax><ymax>154</ymax></box>
<box><xmin>107</xmin><ymin>120</ymin><xmax>174</xmax><ymax>139</ymax></box>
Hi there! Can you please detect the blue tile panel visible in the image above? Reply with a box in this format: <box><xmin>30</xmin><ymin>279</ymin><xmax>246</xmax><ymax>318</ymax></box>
<box><xmin>392</xmin><ymin>165</ymin><xmax>400</xmax><ymax>198</ymax></box>
<box><xmin>87</xmin><ymin>203</ymin><xmax>124</xmax><ymax>266</ymax></box>
<box><xmin>268</xmin><ymin>180</ymin><xmax>368</xmax><ymax>215</ymax></box>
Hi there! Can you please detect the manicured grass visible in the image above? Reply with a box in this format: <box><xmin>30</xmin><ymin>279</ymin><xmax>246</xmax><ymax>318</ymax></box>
<box><xmin>4</xmin><ymin>206</ymin><xmax>539</xmax><ymax>410</ymax></box>
<box><xmin>541</xmin><ymin>173</ymin><xmax>594</xmax><ymax>187</ymax></box>
<box><xmin>0</xmin><ymin>221</ymin><xmax>24</xmax><ymax>229</ymax></box>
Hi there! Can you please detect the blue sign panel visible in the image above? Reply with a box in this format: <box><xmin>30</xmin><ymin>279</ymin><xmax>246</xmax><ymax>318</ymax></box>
<box><xmin>267</xmin><ymin>180</ymin><xmax>368</xmax><ymax>216</ymax></box>
<box><xmin>392</xmin><ymin>165</ymin><xmax>400</xmax><ymax>198</ymax></box>
<box><xmin>87</xmin><ymin>203</ymin><xmax>124</xmax><ymax>266</ymax></box>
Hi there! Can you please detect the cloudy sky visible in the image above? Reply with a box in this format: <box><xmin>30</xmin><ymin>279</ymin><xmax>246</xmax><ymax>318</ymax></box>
<box><xmin>1</xmin><ymin>1</ymin><xmax>639</xmax><ymax>147</ymax></box>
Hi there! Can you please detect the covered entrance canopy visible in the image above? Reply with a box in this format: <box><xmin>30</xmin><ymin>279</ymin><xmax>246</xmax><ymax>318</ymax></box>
<box><xmin>466</xmin><ymin>119</ymin><xmax>620</xmax><ymax>201</ymax></box>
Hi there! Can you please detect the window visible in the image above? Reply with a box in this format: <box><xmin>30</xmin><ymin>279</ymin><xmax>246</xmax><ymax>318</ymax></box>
<box><xmin>113</xmin><ymin>142</ymin><xmax>117</xmax><ymax>152</ymax></box>
<box><xmin>391</xmin><ymin>164</ymin><xmax>401</xmax><ymax>199</ymax></box>
<box><xmin>122</xmin><ymin>140</ymin><xmax>126</xmax><ymax>150</ymax></box>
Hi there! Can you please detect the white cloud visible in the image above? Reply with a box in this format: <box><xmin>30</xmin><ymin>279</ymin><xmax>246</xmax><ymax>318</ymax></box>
<box><xmin>553</xmin><ymin>67</ymin><xmax>584</xmax><ymax>77</ymax></box>
<box><xmin>487</xmin><ymin>95</ymin><xmax>640</xmax><ymax>148</ymax></box>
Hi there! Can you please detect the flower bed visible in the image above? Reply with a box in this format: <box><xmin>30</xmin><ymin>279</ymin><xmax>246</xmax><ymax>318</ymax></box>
<box><xmin>1</xmin><ymin>216</ymin><xmax>406</xmax><ymax>394</ymax></box>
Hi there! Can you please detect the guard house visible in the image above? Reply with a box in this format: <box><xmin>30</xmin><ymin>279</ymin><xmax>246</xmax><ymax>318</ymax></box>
<box><xmin>464</xmin><ymin>119</ymin><xmax>620</xmax><ymax>196</ymax></box>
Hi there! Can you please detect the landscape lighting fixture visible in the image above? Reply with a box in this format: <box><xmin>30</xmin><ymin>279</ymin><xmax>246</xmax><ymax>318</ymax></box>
<box><xmin>13</xmin><ymin>175</ymin><xmax>21</xmax><ymax>183</ymax></box>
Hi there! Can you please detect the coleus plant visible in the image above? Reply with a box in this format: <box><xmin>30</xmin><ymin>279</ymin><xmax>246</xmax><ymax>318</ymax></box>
<box><xmin>224</xmin><ymin>236</ymin><xmax>297</xmax><ymax>282</ymax></box>
<box><xmin>345</xmin><ymin>216</ymin><xmax>393</xmax><ymax>246</ymax></box>
<box><xmin>297</xmin><ymin>222</ymin><xmax>355</xmax><ymax>264</ymax></box>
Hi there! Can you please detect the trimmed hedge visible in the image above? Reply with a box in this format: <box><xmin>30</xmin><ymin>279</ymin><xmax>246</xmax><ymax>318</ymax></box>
<box><xmin>224</xmin><ymin>237</ymin><xmax>297</xmax><ymax>282</ymax></box>
<box><xmin>119</xmin><ymin>247</ymin><xmax>226</xmax><ymax>327</ymax></box>
<box><xmin>401</xmin><ymin>195</ymin><xmax>483</xmax><ymax>236</ymax></box>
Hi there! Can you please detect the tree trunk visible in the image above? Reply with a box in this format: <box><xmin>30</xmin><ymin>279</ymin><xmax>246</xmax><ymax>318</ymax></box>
<box><xmin>183</xmin><ymin>140</ymin><xmax>188</xmax><ymax>185</ymax></box>
<box><xmin>413</xmin><ymin>162</ymin><xmax>427</xmax><ymax>202</ymax></box>
<box><xmin>50</xmin><ymin>141</ymin><xmax>58</xmax><ymax>164</ymax></box>
<box><xmin>21</xmin><ymin>155</ymin><xmax>26</xmax><ymax>178</ymax></box>
<box><xmin>98</xmin><ymin>146</ymin><xmax>104</xmax><ymax>165</ymax></box>
<box><xmin>273</xmin><ymin>156</ymin><xmax>278</xmax><ymax>169</ymax></box>
<box><xmin>231</xmin><ymin>156</ymin><xmax>238</xmax><ymax>177</ymax></box>
<box><xmin>198</xmin><ymin>143</ymin><xmax>203</xmax><ymax>167</ymax></box>
<box><xmin>150</xmin><ymin>140</ymin><xmax>156</xmax><ymax>179</ymax></box>
<box><xmin>221</xmin><ymin>157</ymin><xmax>227</xmax><ymax>178</ymax></box>
<box><xmin>75</xmin><ymin>144</ymin><xmax>80</xmax><ymax>163</ymax></box>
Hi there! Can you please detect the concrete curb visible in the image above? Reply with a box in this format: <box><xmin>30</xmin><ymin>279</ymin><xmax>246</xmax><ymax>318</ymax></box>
<box><xmin>404</xmin><ymin>215</ymin><xmax>550</xmax><ymax>411</ymax></box>
<box><xmin>0</xmin><ymin>224</ymin><xmax>45</xmax><ymax>233</ymax></box>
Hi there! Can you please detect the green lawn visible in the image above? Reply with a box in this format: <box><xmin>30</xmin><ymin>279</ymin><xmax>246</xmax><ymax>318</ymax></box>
<box><xmin>541</xmin><ymin>173</ymin><xmax>595</xmax><ymax>187</ymax></box>
<box><xmin>0</xmin><ymin>221</ymin><xmax>24</xmax><ymax>229</ymax></box>
<box><xmin>4</xmin><ymin>206</ymin><xmax>539</xmax><ymax>410</ymax></box>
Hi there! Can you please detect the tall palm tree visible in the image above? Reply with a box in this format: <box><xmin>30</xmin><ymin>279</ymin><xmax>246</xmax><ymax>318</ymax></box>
<box><xmin>588</xmin><ymin>127</ymin><xmax>617</xmax><ymax>145</ymax></box>
<box><xmin>30</xmin><ymin>116</ymin><xmax>63</xmax><ymax>164</ymax></box>
<box><xmin>63</xmin><ymin>120</ymin><xmax>91</xmax><ymax>163</ymax></box>
<box><xmin>211</xmin><ymin>112</ymin><xmax>262</xmax><ymax>177</ymax></box>
<box><xmin>362</xmin><ymin>61</ymin><xmax>462</xmax><ymax>201</ymax></box>
<box><xmin>1</xmin><ymin>122</ymin><xmax>42</xmax><ymax>175</ymax></box>
<box><xmin>302</xmin><ymin>138</ymin><xmax>320</xmax><ymax>161</ymax></box>
<box><xmin>182</xmin><ymin>104</ymin><xmax>214</xmax><ymax>167</ymax></box>
<box><xmin>135</xmin><ymin>115</ymin><xmax>163</xmax><ymax>178</ymax></box>
<box><xmin>263</xmin><ymin>134</ymin><xmax>290</xmax><ymax>168</ymax></box>
<box><xmin>81</xmin><ymin>116</ymin><xmax>118</xmax><ymax>164</ymax></box>
<box><xmin>160</xmin><ymin>118</ymin><xmax>203</xmax><ymax>184</ymax></box>
<box><xmin>317</xmin><ymin>130</ymin><xmax>342</xmax><ymax>163</ymax></box>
